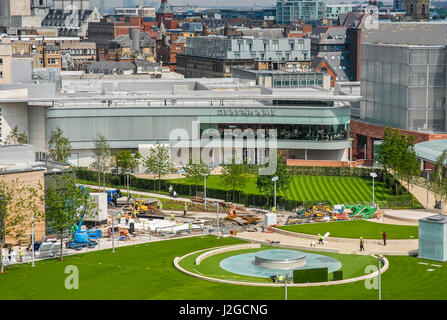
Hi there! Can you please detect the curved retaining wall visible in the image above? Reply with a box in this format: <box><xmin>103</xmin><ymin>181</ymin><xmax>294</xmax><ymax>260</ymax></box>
<box><xmin>174</xmin><ymin>244</ymin><xmax>389</xmax><ymax>288</ymax></box>
<box><xmin>195</xmin><ymin>243</ymin><xmax>260</xmax><ymax>265</ymax></box>
<box><xmin>273</xmin><ymin>227</ymin><xmax>417</xmax><ymax>246</ymax></box>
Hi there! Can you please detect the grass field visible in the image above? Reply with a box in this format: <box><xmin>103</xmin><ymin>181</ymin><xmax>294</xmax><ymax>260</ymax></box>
<box><xmin>169</xmin><ymin>175</ymin><xmax>393</xmax><ymax>205</ymax></box>
<box><xmin>278</xmin><ymin>220</ymin><xmax>419</xmax><ymax>239</ymax></box>
<box><xmin>179</xmin><ymin>247</ymin><xmax>378</xmax><ymax>282</ymax></box>
<box><xmin>0</xmin><ymin>236</ymin><xmax>445</xmax><ymax>300</ymax></box>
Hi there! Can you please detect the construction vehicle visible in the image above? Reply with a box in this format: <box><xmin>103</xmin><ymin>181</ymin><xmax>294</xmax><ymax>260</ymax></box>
<box><xmin>69</xmin><ymin>186</ymin><xmax>102</xmax><ymax>250</ymax></box>
<box><xmin>106</xmin><ymin>189</ymin><xmax>123</xmax><ymax>208</ymax></box>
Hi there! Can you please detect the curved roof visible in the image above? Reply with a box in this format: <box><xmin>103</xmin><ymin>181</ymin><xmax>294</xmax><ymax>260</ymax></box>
<box><xmin>414</xmin><ymin>139</ymin><xmax>447</xmax><ymax>164</ymax></box>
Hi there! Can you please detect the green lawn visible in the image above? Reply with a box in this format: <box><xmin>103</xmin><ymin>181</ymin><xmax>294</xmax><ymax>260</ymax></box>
<box><xmin>169</xmin><ymin>175</ymin><xmax>393</xmax><ymax>205</ymax></box>
<box><xmin>179</xmin><ymin>246</ymin><xmax>378</xmax><ymax>282</ymax></box>
<box><xmin>279</xmin><ymin>220</ymin><xmax>419</xmax><ymax>239</ymax></box>
<box><xmin>0</xmin><ymin>236</ymin><xmax>446</xmax><ymax>300</ymax></box>
<box><xmin>0</xmin><ymin>237</ymin><xmax>447</xmax><ymax>300</ymax></box>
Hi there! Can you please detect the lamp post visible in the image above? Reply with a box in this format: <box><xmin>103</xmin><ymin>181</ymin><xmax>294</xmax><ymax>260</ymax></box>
<box><xmin>203</xmin><ymin>174</ymin><xmax>208</xmax><ymax>212</ymax></box>
<box><xmin>378</xmin><ymin>255</ymin><xmax>384</xmax><ymax>300</ymax></box>
<box><xmin>112</xmin><ymin>210</ymin><xmax>116</xmax><ymax>253</ymax></box>
<box><xmin>370</xmin><ymin>172</ymin><xmax>377</xmax><ymax>207</ymax></box>
<box><xmin>426</xmin><ymin>169</ymin><xmax>432</xmax><ymax>209</ymax></box>
<box><xmin>272</xmin><ymin>176</ymin><xmax>279</xmax><ymax>211</ymax></box>
<box><xmin>125</xmin><ymin>172</ymin><xmax>130</xmax><ymax>197</ymax></box>
<box><xmin>216</xmin><ymin>202</ymin><xmax>219</xmax><ymax>239</ymax></box>
<box><xmin>31</xmin><ymin>214</ymin><xmax>35</xmax><ymax>267</ymax></box>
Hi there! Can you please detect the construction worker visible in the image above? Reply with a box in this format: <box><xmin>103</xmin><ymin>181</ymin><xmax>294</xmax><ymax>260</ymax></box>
<box><xmin>159</xmin><ymin>201</ymin><xmax>163</xmax><ymax>211</ymax></box>
<box><xmin>169</xmin><ymin>185</ymin><xmax>173</xmax><ymax>197</ymax></box>
<box><xmin>19</xmin><ymin>247</ymin><xmax>24</xmax><ymax>262</ymax></box>
<box><xmin>170</xmin><ymin>212</ymin><xmax>175</xmax><ymax>221</ymax></box>
<box><xmin>232</xmin><ymin>205</ymin><xmax>236</xmax><ymax>217</ymax></box>
<box><xmin>184</xmin><ymin>202</ymin><xmax>188</xmax><ymax>216</ymax></box>
<box><xmin>272</xmin><ymin>207</ymin><xmax>276</xmax><ymax>214</ymax></box>
<box><xmin>318</xmin><ymin>233</ymin><xmax>324</xmax><ymax>245</ymax></box>
<box><xmin>278</xmin><ymin>274</ymin><xmax>284</xmax><ymax>283</ymax></box>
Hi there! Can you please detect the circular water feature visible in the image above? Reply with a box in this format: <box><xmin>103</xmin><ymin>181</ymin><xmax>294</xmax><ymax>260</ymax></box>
<box><xmin>254</xmin><ymin>250</ymin><xmax>306</xmax><ymax>269</ymax></box>
<box><xmin>219</xmin><ymin>249</ymin><xmax>342</xmax><ymax>278</ymax></box>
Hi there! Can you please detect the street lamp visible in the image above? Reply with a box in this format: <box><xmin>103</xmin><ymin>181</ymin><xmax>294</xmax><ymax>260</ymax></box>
<box><xmin>370</xmin><ymin>172</ymin><xmax>377</xmax><ymax>207</ymax></box>
<box><xmin>203</xmin><ymin>174</ymin><xmax>208</xmax><ymax>212</ymax></box>
<box><xmin>426</xmin><ymin>169</ymin><xmax>432</xmax><ymax>209</ymax></box>
<box><xmin>378</xmin><ymin>255</ymin><xmax>384</xmax><ymax>300</ymax></box>
<box><xmin>272</xmin><ymin>176</ymin><xmax>279</xmax><ymax>211</ymax></box>
<box><xmin>31</xmin><ymin>214</ymin><xmax>35</xmax><ymax>267</ymax></box>
<box><xmin>216</xmin><ymin>202</ymin><xmax>219</xmax><ymax>239</ymax></box>
<box><xmin>125</xmin><ymin>172</ymin><xmax>131</xmax><ymax>198</ymax></box>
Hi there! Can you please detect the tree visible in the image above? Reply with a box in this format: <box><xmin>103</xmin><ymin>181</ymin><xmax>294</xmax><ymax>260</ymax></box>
<box><xmin>48</xmin><ymin>127</ymin><xmax>72</xmax><ymax>164</ymax></box>
<box><xmin>4</xmin><ymin>126</ymin><xmax>28</xmax><ymax>145</ymax></box>
<box><xmin>91</xmin><ymin>134</ymin><xmax>112</xmax><ymax>191</ymax></box>
<box><xmin>378</xmin><ymin>127</ymin><xmax>420</xmax><ymax>193</ymax></box>
<box><xmin>45</xmin><ymin>172</ymin><xmax>96</xmax><ymax>261</ymax></box>
<box><xmin>143</xmin><ymin>143</ymin><xmax>174</xmax><ymax>190</ymax></box>
<box><xmin>256</xmin><ymin>156</ymin><xmax>292</xmax><ymax>207</ymax></box>
<box><xmin>430</xmin><ymin>150</ymin><xmax>447</xmax><ymax>213</ymax></box>
<box><xmin>115</xmin><ymin>150</ymin><xmax>141</xmax><ymax>186</ymax></box>
<box><xmin>0</xmin><ymin>177</ymin><xmax>44</xmax><ymax>273</ymax></box>
<box><xmin>182</xmin><ymin>159</ymin><xmax>210</xmax><ymax>195</ymax></box>
<box><xmin>115</xmin><ymin>150</ymin><xmax>141</xmax><ymax>175</ymax></box>
<box><xmin>220</xmin><ymin>157</ymin><xmax>249</xmax><ymax>203</ymax></box>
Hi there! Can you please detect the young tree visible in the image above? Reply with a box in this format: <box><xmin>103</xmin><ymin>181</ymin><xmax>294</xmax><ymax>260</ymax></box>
<box><xmin>91</xmin><ymin>134</ymin><xmax>112</xmax><ymax>191</ymax></box>
<box><xmin>115</xmin><ymin>150</ymin><xmax>141</xmax><ymax>175</ymax></box>
<box><xmin>143</xmin><ymin>143</ymin><xmax>174</xmax><ymax>190</ymax></box>
<box><xmin>4</xmin><ymin>126</ymin><xmax>29</xmax><ymax>145</ymax></box>
<box><xmin>45</xmin><ymin>172</ymin><xmax>96</xmax><ymax>261</ymax></box>
<box><xmin>256</xmin><ymin>156</ymin><xmax>292</xmax><ymax>206</ymax></box>
<box><xmin>115</xmin><ymin>150</ymin><xmax>142</xmax><ymax>186</ymax></box>
<box><xmin>182</xmin><ymin>159</ymin><xmax>210</xmax><ymax>195</ymax></box>
<box><xmin>397</xmin><ymin>138</ymin><xmax>421</xmax><ymax>192</ymax></box>
<box><xmin>48</xmin><ymin>127</ymin><xmax>72</xmax><ymax>164</ymax></box>
<box><xmin>220</xmin><ymin>157</ymin><xmax>249</xmax><ymax>203</ymax></box>
<box><xmin>0</xmin><ymin>177</ymin><xmax>44</xmax><ymax>273</ymax></box>
<box><xmin>430</xmin><ymin>150</ymin><xmax>447</xmax><ymax>213</ymax></box>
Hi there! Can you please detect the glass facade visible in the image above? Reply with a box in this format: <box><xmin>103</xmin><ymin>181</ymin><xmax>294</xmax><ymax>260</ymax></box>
<box><xmin>201</xmin><ymin>123</ymin><xmax>349</xmax><ymax>141</ymax></box>
<box><xmin>276</xmin><ymin>0</ymin><xmax>325</xmax><ymax>24</ymax></box>
<box><xmin>272</xmin><ymin>73</ymin><xmax>323</xmax><ymax>87</ymax></box>
<box><xmin>361</xmin><ymin>44</ymin><xmax>446</xmax><ymax>132</ymax></box>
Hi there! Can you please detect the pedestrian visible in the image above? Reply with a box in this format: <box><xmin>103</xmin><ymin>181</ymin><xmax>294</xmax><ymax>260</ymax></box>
<box><xmin>360</xmin><ymin>237</ymin><xmax>365</xmax><ymax>252</ymax></box>
<box><xmin>7</xmin><ymin>246</ymin><xmax>12</xmax><ymax>262</ymax></box>
<box><xmin>311</xmin><ymin>240</ymin><xmax>316</xmax><ymax>247</ymax></box>
<box><xmin>159</xmin><ymin>201</ymin><xmax>163</xmax><ymax>211</ymax></box>
<box><xmin>318</xmin><ymin>233</ymin><xmax>324</xmax><ymax>245</ymax></box>
<box><xmin>382</xmin><ymin>231</ymin><xmax>387</xmax><ymax>246</ymax></box>
<box><xmin>169</xmin><ymin>185</ymin><xmax>173</xmax><ymax>197</ymax></box>
<box><xmin>19</xmin><ymin>247</ymin><xmax>24</xmax><ymax>262</ymax></box>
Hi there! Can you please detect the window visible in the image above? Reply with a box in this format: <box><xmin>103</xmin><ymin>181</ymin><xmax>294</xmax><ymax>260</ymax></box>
<box><xmin>0</xmin><ymin>58</ymin><xmax>2</xmax><ymax>65</ymax></box>
<box><xmin>0</xmin><ymin>71</ymin><xmax>3</xmax><ymax>78</ymax></box>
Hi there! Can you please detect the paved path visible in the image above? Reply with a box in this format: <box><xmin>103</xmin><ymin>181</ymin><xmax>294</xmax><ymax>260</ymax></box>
<box><xmin>81</xmin><ymin>184</ymin><xmax>192</xmax><ymax>203</ymax></box>
<box><xmin>234</xmin><ymin>231</ymin><xmax>418</xmax><ymax>256</ymax></box>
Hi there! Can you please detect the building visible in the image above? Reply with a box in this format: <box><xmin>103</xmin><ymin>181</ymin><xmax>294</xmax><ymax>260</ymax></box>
<box><xmin>405</xmin><ymin>0</ymin><xmax>430</xmax><ymax>21</ymax></box>
<box><xmin>52</xmin><ymin>0</ymin><xmax>90</xmax><ymax>10</ymax></box>
<box><xmin>31</xmin><ymin>0</ymin><xmax>50</xmax><ymax>23</ymax></box>
<box><xmin>419</xmin><ymin>215</ymin><xmax>447</xmax><ymax>262</ymax></box>
<box><xmin>106</xmin><ymin>29</ymin><xmax>156</xmax><ymax>62</ymax></box>
<box><xmin>351</xmin><ymin>23</ymin><xmax>447</xmax><ymax>160</ymax></box>
<box><xmin>0</xmin><ymin>0</ymin><xmax>41</xmax><ymax>31</ymax></box>
<box><xmin>156</xmin><ymin>0</ymin><xmax>177</xmax><ymax>29</ymax></box>
<box><xmin>0</xmin><ymin>78</ymin><xmax>358</xmax><ymax>167</ymax></box>
<box><xmin>394</xmin><ymin>0</ymin><xmax>406</xmax><ymax>11</ymax></box>
<box><xmin>156</xmin><ymin>24</ymin><xmax>185</xmax><ymax>71</ymax></box>
<box><xmin>232</xmin><ymin>67</ymin><xmax>330</xmax><ymax>89</ymax></box>
<box><xmin>0</xmin><ymin>145</ymin><xmax>46</xmax><ymax>245</ymax></box>
<box><xmin>59</xmin><ymin>41</ymin><xmax>96</xmax><ymax>70</ymax></box>
<box><xmin>41</xmin><ymin>6</ymin><xmax>101</xmax><ymax>38</ymax></box>
<box><xmin>37</xmin><ymin>45</ymin><xmax>62</xmax><ymax>68</ymax></box>
<box><xmin>177</xmin><ymin>36</ymin><xmax>311</xmax><ymax>78</ymax></box>
<box><xmin>325</xmin><ymin>4</ymin><xmax>361</xmax><ymax>20</ymax></box>
<box><xmin>414</xmin><ymin>139</ymin><xmax>447</xmax><ymax>170</ymax></box>
<box><xmin>115</xmin><ymin>6</ymin><xmax>156</xmax><ymax>17</ymax></box>
<box><xmin>276</xmin><ymin>0</ymin><xmax>325</xmax><ymax>25</ymax></box>
<box><xmin>0</xmin><ymin>41</ymin><xmax>12</xmax><ymax>84</ymax></box>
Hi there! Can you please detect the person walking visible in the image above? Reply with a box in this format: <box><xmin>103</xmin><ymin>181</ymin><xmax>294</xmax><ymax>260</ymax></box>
<box><xmin>169</xmin><ymin>185</ymin><xmax>173</xmax><ymax>197</ymax></box>
<box><xmin>7</xmin><ymin>246</ymin><xmax>12</xmax><ymax>262</ymax></box>
<box><xmin>318</xmin><ymin>233</ymin><xmax>324</xmax><ymax>245</ymax></box>
<box><xmin>184</xmin><ymin>202</ymin><xmax>188</xmax><ymax>216</ymax></box>
<box><xmin>19</xmin><ymin>247</ymin><xmax>24</xmax><ymax>262</ymax></box>
<box><xmin>382</xmin><ymin>232</ymin><xmax>387</xmax><ymax>246</ymax></box>
<box><xmin>359</xmin><ymin>237</ymin><xmax>365</xmax><ymax>252</ymax></box>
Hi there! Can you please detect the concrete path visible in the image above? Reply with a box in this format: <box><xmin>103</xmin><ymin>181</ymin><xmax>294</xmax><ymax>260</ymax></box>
<box><xmin>81</xmin><ymin>184</ymin><xmax>192</xmax><ymax>203</ymax></box>
<box><xmin>234</xmin><ymin>231</ymin><xmax>418</xmax><ymax>256</ymax></box>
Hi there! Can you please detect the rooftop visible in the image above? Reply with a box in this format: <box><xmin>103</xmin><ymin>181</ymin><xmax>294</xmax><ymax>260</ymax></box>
<box><xmin>414</xmin><ymin>139</ymin><xmax>447</xmax><ymax>164</ymax></box>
